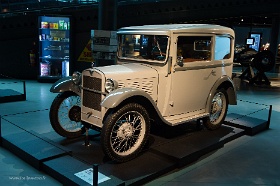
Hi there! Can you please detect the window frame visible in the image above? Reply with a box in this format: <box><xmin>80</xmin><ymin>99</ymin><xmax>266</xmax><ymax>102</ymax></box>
<box><xmin>117</xmin><ymin>34</ymin><xmax>170</xmax><ymax>64</ymax></box>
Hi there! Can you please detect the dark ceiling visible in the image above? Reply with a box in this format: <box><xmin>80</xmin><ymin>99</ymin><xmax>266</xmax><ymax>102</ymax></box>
<box><xmin>0</xmin><ymin>0</ymin><xmax>279</xmax><ymax>28</ymax></box>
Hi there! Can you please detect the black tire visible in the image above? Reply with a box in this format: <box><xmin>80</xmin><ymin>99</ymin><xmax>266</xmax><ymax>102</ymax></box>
<box><xmin>253</xmin><ymin>50</ymin><xmax>275</xmax><ymax>72</ymax></box>
<box><xmin>101</xmin><ymin>103</ymin><xmax>150</xmax><ymax>162</ymax></box>
<box><xmin>203</xmin><ymin>89</ymin><xmax>228</xmax><ymax>130</ymax></box>
<box><xmin>49</xmin><ymin>91</ymin><xmax>84</xmax><ymax>138</ymax></box>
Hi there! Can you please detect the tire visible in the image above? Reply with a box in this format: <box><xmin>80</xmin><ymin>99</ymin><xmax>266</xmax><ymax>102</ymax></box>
<box><xmin>101</xmin><ymin>103</ymin><xmax>150</xmax><ymax>162</ymax></box>
<box><xmin>49</xmin><ymin>91</ymin><xmax>84</xmax><ymax>138</ymax></box>
<box><xmin>203</xmin><ymin>89</ymin><xmax>228</xmax><ymax>130</ymax></box>
<box><xmin>253</xmin><ymin>50</ymin><xmax>275</xmax><ymax>72</ymax></box>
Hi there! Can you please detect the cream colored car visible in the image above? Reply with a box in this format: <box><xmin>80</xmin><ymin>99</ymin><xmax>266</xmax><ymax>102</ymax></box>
<box><xmin>51</xmin><ymin>24</ymin><xmax>237</xmax><ymax>162</ymax></box>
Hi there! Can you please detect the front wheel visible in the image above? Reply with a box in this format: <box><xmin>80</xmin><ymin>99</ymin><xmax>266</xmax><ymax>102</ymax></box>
<box><xmin>49</xmin><ymin>91</ymin><xmax>85</xmax><ymax>138</ymax></box>
<box><xmin>101</xmin><ymin>103</ymin><xmax>150</xmax><ymax>162</ymax></box>
<box><xmin>203</xmin><ymin>89</ymin><xmax>228</xmax><ymax>130</ymax></box>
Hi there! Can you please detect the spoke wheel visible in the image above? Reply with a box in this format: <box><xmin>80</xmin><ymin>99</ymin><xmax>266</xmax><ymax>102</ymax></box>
<box><xmin>203</xmin><ymin>89</ymin><xmax>228</xmax><ymax>130</ymax></box>
<box><xmin>101</xmin><ymin>103</ymin><xmax>150</xmax><ymax>162</ymax></box>
<box><xmin>49</xmin><ymin>92</ymin><xmax>84</xmax><ymax>138</ymax></box>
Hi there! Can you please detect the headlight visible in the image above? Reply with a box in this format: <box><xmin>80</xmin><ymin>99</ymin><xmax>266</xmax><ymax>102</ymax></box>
<box><xmin>72</xmin><ymin>71</ymin><xmax>81</xmax><ymax>85</ymax></box>
<box><xmin>105</xmin><ymin>78</ymin><xmax>118</xmax><ymax>93</ymax></box>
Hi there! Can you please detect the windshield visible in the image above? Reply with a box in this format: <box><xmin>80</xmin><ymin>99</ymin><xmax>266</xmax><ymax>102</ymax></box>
<box><xmin>118</xmin><ymin>34</ymin><xmax>169</xmax><ymax>62</ymax></box>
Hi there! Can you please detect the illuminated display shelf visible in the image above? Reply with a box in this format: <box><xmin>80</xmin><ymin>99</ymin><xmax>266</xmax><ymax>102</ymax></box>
<box><xmin>38</xmin><ymin>16</ymin><xmax>71</xmax><ymax>82</ymax></box>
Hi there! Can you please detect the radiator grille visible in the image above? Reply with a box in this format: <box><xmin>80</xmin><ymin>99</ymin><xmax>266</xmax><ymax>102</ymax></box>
<box><xmin>83</xmin><ymin>75</ymin><xmax>102</xmax><ymax>91</ymax></box>
<box><xmin>83</xmin><ymin>90</ymin><xmax>101</xmax><ymax>111</ymax></box>
<box><xmin>82</xmin><ymin>75</ymin><xmax>102</xmax><ymax>111</ymax></box>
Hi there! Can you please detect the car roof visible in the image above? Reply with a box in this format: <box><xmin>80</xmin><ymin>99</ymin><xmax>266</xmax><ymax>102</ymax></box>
<box><xmin>117</xmin><ymin>24</ymin><xmax>235</xmax><ymax>37</ymax></box>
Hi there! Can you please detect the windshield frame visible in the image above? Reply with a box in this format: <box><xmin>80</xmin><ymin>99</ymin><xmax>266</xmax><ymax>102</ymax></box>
<box><xmin>117</xmin><ymin>33</ymin><xmax>170</xmax><ymax>64</ymax></box>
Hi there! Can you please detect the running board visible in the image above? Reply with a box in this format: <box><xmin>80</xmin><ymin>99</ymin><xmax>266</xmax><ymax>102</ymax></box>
<box><xmin>164</xmin><ymin>112</ymin><xmax>209</xmax><ymax>126</ymax></box>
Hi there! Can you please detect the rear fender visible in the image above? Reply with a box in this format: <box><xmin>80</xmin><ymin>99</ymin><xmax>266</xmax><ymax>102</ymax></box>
<box><xmin>206</xmin><ymin>76</ymin><xmax>237</xmax><ymax>113</ymax></box>
<box><xmin>50</xmin><ymin>76</ymin><xmax>81</xmax><ymax>96</ymax></box>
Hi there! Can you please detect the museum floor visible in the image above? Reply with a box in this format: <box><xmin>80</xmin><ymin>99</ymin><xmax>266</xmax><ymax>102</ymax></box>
<box><xmin>0</xmin><ymin>70</ymin><xmax>280</xmax><ymax>185</ymax></box>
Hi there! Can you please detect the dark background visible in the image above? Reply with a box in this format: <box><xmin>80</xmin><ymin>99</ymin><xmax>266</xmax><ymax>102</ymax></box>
<box><xmin>0</xmin><ymin>0</ymin><xmax>279</xmax><ymax>80</ymax></box>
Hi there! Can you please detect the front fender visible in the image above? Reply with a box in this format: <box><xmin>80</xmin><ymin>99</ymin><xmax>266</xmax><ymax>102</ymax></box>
<box><xmin>50</xmin><ymin>76</ymin><xmax>81</xmax><ymax>96</ymax></box>
<box><xmin>101</xmin><ymin>87</ymin><xmax>157</xmax><ymax>109</ymax></box>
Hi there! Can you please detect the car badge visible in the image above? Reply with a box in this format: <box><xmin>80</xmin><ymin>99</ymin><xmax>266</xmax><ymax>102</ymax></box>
<box><xmin>86</xmin><ymin>111</ymin><xmax>92</xmax><ymax>118</ymax></box>
<box><xmin>89</xmin><ymin>69</ymin><xmax>94</xmax><ymax>76</ymax></box>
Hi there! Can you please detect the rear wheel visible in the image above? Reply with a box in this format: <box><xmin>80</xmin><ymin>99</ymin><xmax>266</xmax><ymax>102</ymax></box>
<box><xmin>49</xmin><ymin>92</ymin><xmax>84</xmax><ymax>138</ymax></box>
<box><xmin>203</xmin><ymin>89</ymin><xmax>228</xmax><ymax>130</ymax></box>
<box><xmin>101</xmin><ymin>103</ymin><xmax>150</xmax><ymax>162</ymax></box>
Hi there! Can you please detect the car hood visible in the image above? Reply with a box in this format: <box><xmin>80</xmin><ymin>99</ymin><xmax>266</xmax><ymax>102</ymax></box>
<box><xmin>95</xmin><ymin>63</ymin><xmax>158</xmax><ymax>100</ymax></box>
<box><xmin>95</xmin><ymin>63</ymin><xmax>158</xmax><ymax>80</ymax></box>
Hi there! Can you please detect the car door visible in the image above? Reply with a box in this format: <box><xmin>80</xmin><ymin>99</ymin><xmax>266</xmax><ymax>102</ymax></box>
<box><xmin>169</xmin><ymin>34</ymin><xmax>218</xmax><ymax>116</ymax></box>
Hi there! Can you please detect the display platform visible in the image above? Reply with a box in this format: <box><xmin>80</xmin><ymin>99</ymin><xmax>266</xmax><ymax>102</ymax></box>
<box><xmin>0</xmin><ymin>110</ymin><xmax>271</xmax><ymax>185</ymax></box>
<box><xmin>1</xmin><ymin>130</ymin><xmax>71</xmax><ymax>170</ymax></box>
<box><xmin>224</xmin><ymin>113</ymin><xmax>270</xmax><ymax>135</ymax></box>
<box><xmin>0</xmin><ymin>81</ymin><xmax>26</xmax><ymax>103</ymax></box>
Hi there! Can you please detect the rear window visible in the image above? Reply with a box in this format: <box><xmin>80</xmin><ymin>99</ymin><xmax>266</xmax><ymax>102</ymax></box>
<box><xmin>215</xmin><ymin>36</ymin><xmax>231</xmax><ymax>60</ymax></box>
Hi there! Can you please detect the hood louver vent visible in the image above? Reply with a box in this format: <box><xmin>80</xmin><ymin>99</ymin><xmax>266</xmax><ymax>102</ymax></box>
<box><xmin>117</xmin><ymin>78</ymin><xmax>156</xmax><ymax>96</ymax></box>
<box><xmin>141</xmin><ymin>79</ymin><xmax>154</xmax><ymax>95</ymax></box>
<box><xmin>128</xmin><ymin>81</ymin><xmax>141</xmax><ymax>89</ymax></box>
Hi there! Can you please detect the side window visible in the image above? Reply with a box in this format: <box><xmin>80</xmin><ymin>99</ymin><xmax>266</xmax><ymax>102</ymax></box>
<box><xmin>177</xmin><ymin>36</ymin><xmax>211</xmax><ymax>63</ymax></box>
<box><xmin>215</xmin><ymin>36</ymin><xmax>231</xmax><ymax>60</ymax></box>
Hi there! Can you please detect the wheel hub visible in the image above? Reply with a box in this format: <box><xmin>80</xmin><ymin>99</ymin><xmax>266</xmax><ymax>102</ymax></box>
<box><xmin>261</xmin><ymin>58</ymin><xmax>269</xmax><ymax>65</ymax></box>
<box><xmin>68</xmin><ymin>106</ymin><xmax>81</xmax><ymax>122</ymax></box>
<box><xmin>117</xmin><ymin>122</ymin><xmax>133</xmax><ymax>139</ymax></box>
<box><xmin>212</xmin><ymin>101</ymin><xmax>222</xmax><ymax>114</ymax></box>
<box><xmin>209</xmin><ymin>92</ymin><xmax>225</xmax><ymax>124</ymax></box>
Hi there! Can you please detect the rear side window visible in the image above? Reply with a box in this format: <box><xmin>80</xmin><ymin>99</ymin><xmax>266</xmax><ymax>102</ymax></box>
<box><xmin>215</xmin><ymin>36</ymin><xmax>231</xmax><ymax>60</ymax></box>
<box><xmin>177</xmin><ymin>36</ymin><xmax>212</xmax><ymax>63</ymax></box>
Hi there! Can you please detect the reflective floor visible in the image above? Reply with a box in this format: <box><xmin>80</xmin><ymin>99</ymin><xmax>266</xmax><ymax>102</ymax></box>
<box><xmin>0</xmin><ymin>71</ymin><xmax>280</xmax><ymax>185</ymax></box>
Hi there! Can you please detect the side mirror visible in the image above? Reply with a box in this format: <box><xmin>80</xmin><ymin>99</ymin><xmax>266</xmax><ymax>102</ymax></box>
<box><xmin>177</xmin><ymin>56</ymin><xmax>184</xmax><ymax>67</ymax></box>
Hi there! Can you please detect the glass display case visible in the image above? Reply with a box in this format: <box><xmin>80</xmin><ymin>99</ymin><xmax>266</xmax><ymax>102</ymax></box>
<box><xmin>38</xmin><ymin>16</ymin><xmax>70</xmax><ymax>82</ymax></box>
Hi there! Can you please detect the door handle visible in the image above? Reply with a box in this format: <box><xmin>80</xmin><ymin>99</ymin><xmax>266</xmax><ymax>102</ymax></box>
<box><xmin>211</xmin><ymin>70</ymin><xmax>216</xmax><ymax>75</ymax></box>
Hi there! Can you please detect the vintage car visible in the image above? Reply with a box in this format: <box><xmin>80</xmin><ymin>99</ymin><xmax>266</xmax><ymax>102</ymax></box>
<box><xmin>49</xmin><ymin>24</ymin><xmax>237</xmax><ymax>162</ymax></box>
